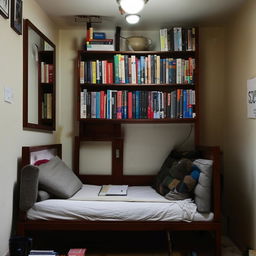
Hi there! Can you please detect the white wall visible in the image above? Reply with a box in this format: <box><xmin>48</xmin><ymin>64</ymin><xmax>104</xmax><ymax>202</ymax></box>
<box><xmin>0</xmin><ymin>0</ymin><xmax>58</xmax><ymax>255</ymax></box>
<box><xmin>224</xmin><ymin>0</ymin><xmax>256</xmax><ymax>250</ymax></box>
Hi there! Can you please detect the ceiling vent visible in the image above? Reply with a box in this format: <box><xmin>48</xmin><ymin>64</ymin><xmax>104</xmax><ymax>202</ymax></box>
<box><xmin>74</xmin><ymin>15</ymin><xmax>102</xmax><ymax>24</ymax></box>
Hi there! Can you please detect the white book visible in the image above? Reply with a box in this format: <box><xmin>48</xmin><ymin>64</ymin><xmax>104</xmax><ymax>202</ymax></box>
<box><xmin>98</xmin><ymin>185</ymin><xmax>128</xmax><ymax>196</ymax></box>
<box><xmin>87</xmin><ymin>44</ymin><xmax>114</xmax><ymax>51</ymax></box>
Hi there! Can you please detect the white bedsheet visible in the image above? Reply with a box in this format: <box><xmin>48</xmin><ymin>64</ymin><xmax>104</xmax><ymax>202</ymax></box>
<box><xmin>27</xmin><ymin>185</ymin><xmax>214</xmax><ymax>222</ymax></box>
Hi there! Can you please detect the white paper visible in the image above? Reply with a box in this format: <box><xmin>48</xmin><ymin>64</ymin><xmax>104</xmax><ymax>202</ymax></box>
<box><xmin>247</xmin><ymin>77</ymin><xmax>256</xmax><ymax>118</ymax></box>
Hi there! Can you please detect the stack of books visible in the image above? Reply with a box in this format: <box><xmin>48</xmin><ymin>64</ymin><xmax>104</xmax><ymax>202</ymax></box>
<box><xmin>86</xmin><ymin>27</ymin><xmax>114</xmax><ymax>51</ymax></box>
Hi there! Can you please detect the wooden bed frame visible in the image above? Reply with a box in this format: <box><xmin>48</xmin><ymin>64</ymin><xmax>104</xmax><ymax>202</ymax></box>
<box><xmin>17</xmin><ymin>143</ymin><xmax>221</xmax><ymax>255</ymax></box>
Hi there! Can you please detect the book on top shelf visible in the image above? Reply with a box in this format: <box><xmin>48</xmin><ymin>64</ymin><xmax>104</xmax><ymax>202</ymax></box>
<box><xmin>159</xmin><ymin>27</ymin><xmax>196</xmax><ymax>51</ymax></box>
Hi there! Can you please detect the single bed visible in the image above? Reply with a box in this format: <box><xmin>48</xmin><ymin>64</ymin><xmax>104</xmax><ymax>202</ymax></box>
<box><xmin>17</xmin><ymin>144</ymin><xmax>221</xmax><ymax>255</ymax></box>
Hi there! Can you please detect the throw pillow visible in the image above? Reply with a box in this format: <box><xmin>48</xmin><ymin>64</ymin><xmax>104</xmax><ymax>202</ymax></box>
<box><xmin>34</xmin><ymin>159</ymin><xmax>49</xmax><ymax>166</ymax></box>
<box><xmin>165</xmin><ymin>164</ymin><xmax>200</xmax><ymax>200</ymax></box>
<box><xmin>37</xmin><ymin>190</ymin><xmax>51</xmax><ymax>201</ymax></box>
<box><xmin>19</xmin><ymin>165</ymin><xmax>39</xmax><ymax>211</ymax></box>
<box><xmin>193</xmin><ymin>159</ymin><xmax>213</xmax><ymax>213</ymax></box>
<box><xmin>152</xmin><ymin>149</ymin><xmax>201</xmax><ymax>193</ymax></box>
<box><xmin>38</xmin><ymin>156</ymin><xmax>82</xmax><ymax>199</ymax></box>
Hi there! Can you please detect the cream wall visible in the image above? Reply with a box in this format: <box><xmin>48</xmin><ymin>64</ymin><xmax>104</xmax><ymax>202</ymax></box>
<box><xmin>199</xmin><ymin>27</ymin><xmax>225</xmax><ymax>147</ymax></box>
<box><xmin>224</xmin><ymin>0</ymin><xmax>256</xmax><ymax>250</ymax></box>
<box><xmin>0</xmin><ymin>0</ymin><xmax>58</xmax><ymax>255</ymax></box>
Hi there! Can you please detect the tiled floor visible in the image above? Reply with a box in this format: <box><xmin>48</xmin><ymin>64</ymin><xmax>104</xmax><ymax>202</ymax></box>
<box><xmin>221</xmin><ymin>236</ymin><xmax>242</xmax><ymax>256</ymax></box>
<box><xmin>85</xmin><ymin>236</ymin><xmax>242</xmax><ymax>256</ymax></box>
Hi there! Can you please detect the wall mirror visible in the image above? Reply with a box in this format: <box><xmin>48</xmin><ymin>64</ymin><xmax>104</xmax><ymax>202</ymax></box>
<box><xmin>23</xmin><ymin>19</ymin><xmax>56</xmax><ymax>131</ymax></box>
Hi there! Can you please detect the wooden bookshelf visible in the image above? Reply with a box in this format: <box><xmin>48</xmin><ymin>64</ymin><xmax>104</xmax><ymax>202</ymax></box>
<box><xmin>75</xmin><ymin>26</ymin><xmax>200</xmax><ymax>179</ymax></box>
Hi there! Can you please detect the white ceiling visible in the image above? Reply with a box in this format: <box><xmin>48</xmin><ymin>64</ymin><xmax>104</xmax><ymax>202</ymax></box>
<box><xmin>35</xmin><ymin>0</ymin><xmax>245</xmax><ymax>30</ymax></box>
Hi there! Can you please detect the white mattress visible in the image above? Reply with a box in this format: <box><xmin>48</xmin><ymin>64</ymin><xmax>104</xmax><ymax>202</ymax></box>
<box><xmin>27</xmin><ymin>185</ymin><xmax>214</xmax><ymax>222</ymax></box>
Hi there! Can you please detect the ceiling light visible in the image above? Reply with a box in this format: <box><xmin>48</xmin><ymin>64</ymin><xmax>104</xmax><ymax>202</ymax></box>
<box><xmin>119</xmin><ymin>0</ymin><xmax>147</xmax><ymax>14</ymax></box>
<box><xmin>125</xmin><ymin>14</ymin><xmax>140</xmax><ymax>24</ymax></box>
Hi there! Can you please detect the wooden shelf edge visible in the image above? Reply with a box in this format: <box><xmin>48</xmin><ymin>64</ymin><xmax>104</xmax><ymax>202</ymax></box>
<box><xmin>79</xmin><ymin>118</ymin><xmax>196</xmax><ymax>123</ymax></box>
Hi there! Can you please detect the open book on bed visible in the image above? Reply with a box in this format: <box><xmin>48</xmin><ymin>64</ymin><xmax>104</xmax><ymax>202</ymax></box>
<box><xmin>98</xmin><ymin>185</ymin><xmax>128</xmax><ymax>196</ymax></box>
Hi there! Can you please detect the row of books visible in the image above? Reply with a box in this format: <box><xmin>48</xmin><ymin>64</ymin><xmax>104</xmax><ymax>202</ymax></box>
<box><xmin>80</xmin><ymin>89</ymin><xmax>196</xmax><ymax>119</ymax></box>
<box><xmin>160</xmin><ymin>27</ymin><xmax>196</xmax><ymax>52</ymax></box>
<box><xmin>28</xmin><ymin>248</ymin><xmax>86</xmax><ymax>256</ymax></box>
<box><xmin>42</xmin><ymin>93</ymin><xmax>52</xmax><ymax>119</ymax></box>
<box><xmin>86</xmin><ymin>26</ymin><xmax>114</xmax><ymax>51</ymax></box>
<box><xmin>79</xmin><ymin>56</ymin><xmax>195</xmax><ymax>85</ymax></box>
<box><xmin>40</xmin><ymin>62</ymin><xmax>54</xmax><ymax>83</ymax></box>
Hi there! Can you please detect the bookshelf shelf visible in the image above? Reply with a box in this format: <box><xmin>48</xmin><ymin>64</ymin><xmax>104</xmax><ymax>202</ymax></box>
<box><xmin>81</xmin><ymin>83</ymin><xmax>195</xmax><ymax>88</ymax></box>
<box><xmin>79</xmin><ymin>118</ymin><xmax>196</xmax><ymax>123</ymax></box>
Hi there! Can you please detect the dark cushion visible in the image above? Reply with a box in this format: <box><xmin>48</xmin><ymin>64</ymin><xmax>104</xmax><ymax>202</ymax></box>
<box><xmin>19</xmin><ymin>165</ymin><xmax>39</xmax><ymax>211</ymax></box>
<box><xmin>153</xmin><ymin>149</ymin><xmax>200</xmax><ymax>194</ymax></box>
<box><xmin>165</xmin><ymin>164</ymin><xmax>200</xmax><ymax>200</ymax></box>
<box><xmin>38</xmin><ymin>156</ymin><xmax>82</xmax><ymax>198</ymax></box>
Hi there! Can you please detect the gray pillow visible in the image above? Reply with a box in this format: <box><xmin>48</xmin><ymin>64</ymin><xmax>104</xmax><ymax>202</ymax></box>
<box><xmin>193</xmin><ymin>159</ymin><xmax>213</xmax><ymax>213</ymax></box>
<box><xmin>19</xmin><ymin>165</ymin><xmax>39</xmax><ymax>211</ymax></box>
<box><xmin>37</xmin><ymin>190</ymin><xmax>51</xmax><ymax>201</ymax></box>
<box><xmin>38</xmin><ymin>156</ymin><xmax>82</xmax><ymax>198</ymax></box>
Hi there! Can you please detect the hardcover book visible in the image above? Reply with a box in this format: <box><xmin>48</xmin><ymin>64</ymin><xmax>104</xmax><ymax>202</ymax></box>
<box><xmin>68</xmin><ymin>248</ymin><xmax>87</xmax><ymax>256</ymax></box>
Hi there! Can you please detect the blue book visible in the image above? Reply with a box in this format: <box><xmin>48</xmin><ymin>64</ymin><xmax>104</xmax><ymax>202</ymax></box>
<box><xmin>96</xmin><ymin>91</ymin><xmax>100</xmax><ymax>118</ymax></box>
<box><xmin>93</xmin><ymin>32</ymin><xmax>106</xmax><ymax>39</ymax></box>
<box><xmin>114</xmin><ymin>55</ymin><xmax>120</xmax><ymax>83</ymax></box>
<box><xmin>140</xmin><ymin>56</ymin><xmax>145</xmax><ymax>84</ymax></box>
<box><xmin>107</xmin><ymin>90</ymin><xmax>111</xmax><ymax>119</ymax></box>
<box><xmin>137</xmin><ymin>59</ymin><xmax>141</xmax><ymax>84</ymax></box>
<box><xmin>169</xmin><ymin>59</ymin><xmax>176</xmax><ymax>83</ymax></box>
<box><xmin>135</xmin><ymin>91</ymin><xmax>140</xmax><ymax>119</ymax></box>
<box><xmin>183</xmin><ymin>89</ymin><xmax>187</xmax><ymax>118</ymax></box>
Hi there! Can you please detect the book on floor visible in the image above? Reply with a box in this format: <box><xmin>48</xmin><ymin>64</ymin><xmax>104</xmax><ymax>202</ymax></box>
<box><xmin>68</xmin><ymin>248</ymin><xmax>87</xmax><ymax>256</ymax></box>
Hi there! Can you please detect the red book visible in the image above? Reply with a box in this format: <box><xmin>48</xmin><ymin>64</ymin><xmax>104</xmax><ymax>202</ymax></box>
<box><xmin>68</xmin><ymin>249</ymin><xmax>87</xmax><ymax>256</ymax></box>
<box><xmin>100</xmin><ymin>91</ymin><xmax>105</xmax><ymax>118</ymax></box>
<box><xmin>128</xmin><ymin>91</ymin><xmax>132</xmax><ymax>119</ymax></box>
<box><xmin>48</xmin><ymin>64</ymin><xmax>54</xmax><ymax>83</ymax></box>
<box><xmin>107</xmin><ymin>62</ymin><xmax>113</xmax><ymax>84</ymax></box>
<box><xmin>117</xmin><ymin>90</ymin><xmax>122</xmax><ymax>119</ymax></box>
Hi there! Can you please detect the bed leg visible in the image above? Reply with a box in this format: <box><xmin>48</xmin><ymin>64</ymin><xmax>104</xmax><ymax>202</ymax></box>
<box><xmin>16</xmin><ymin>222</ymin><xmax>25</xmax><ymax>236</ymax></box>
<box><xmin>165</xmin><ymin>231</ymin><xmax>172</xmax><ymax>256</ymax></box>
<box><xmin>215</xmin><ymin>228</ymin><xmax>221</xmax><ymax>256</ymax></box>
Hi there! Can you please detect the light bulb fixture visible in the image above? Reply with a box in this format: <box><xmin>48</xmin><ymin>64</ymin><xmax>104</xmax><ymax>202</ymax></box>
<box><xmin>125</xmin><ymin>14</ymin><xmax>140</xmax><ymax>24</ymax></box>
<box><xmin>117</xmin><ymin>0</ymin><xmax>148</xmax><ymax>14</ymax></box>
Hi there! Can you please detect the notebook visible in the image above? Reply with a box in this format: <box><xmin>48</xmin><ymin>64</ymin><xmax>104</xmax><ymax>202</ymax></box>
<box><xmin>98</xmin><ymin>185</ymin><xmax>128</xmax><ymax>196</ymax></box>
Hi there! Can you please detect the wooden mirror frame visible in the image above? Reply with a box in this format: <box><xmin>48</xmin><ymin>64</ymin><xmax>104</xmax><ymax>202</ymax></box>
<box><xmin>23</xmin><ymin>19</ymin><xmax>56</xmax><ymax>131</ymax></box>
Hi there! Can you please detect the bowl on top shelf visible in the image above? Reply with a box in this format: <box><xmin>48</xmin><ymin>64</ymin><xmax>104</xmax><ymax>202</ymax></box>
<box><xmin>126</xmin><ymin>36</ymin><xmax>152</xmax><ymax>51</ymax></box>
